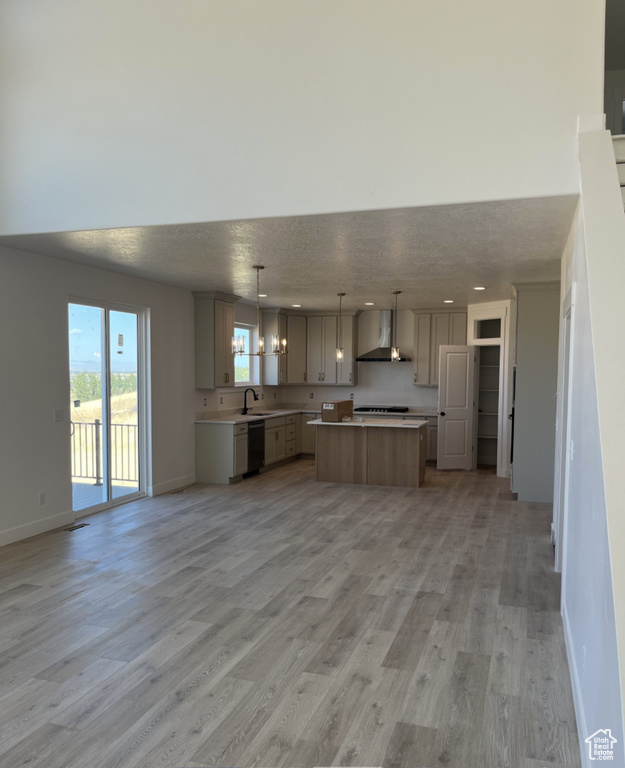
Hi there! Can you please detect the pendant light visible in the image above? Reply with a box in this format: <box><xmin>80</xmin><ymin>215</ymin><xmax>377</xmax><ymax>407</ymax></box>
<box><xmin>391</xmin><ymin>290</ymin><xmax>401</xmax><ymax>362</ymax></box>
<box><xmin>336</xmin><ymin>292</ymin><xmax>345</xmax><ymax>362</ymax></box>
<box><xmin>232</xmin><ymin>265</ymin><xmax>286</xmax><ymax>357</ymax></box>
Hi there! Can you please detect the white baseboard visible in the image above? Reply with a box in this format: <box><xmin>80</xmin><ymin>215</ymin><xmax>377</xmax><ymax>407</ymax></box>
<box><xmin>148</xmin><ymin>473</ymin><xmax>196</xmax><ymax>497</ymax></box>
<box><xmin>562</xmin><ymin>599</ymin><xmax>589</xmax><ymax>768</ymax></box>
<box><xmin>0</xmin><ymin>510</ymin><xmax>75</xmax><ymax>548</ymax></box>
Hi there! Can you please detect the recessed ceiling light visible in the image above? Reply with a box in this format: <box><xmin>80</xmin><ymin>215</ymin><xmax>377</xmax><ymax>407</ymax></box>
<box><xmin>365</xmin><ymin>302</ymin><xmax>375</xmax><ymax>306</ymax></box>
<box><xmin>473</xmin><ymin>286</ymin><xmax>486</xmax><ymax>291</ymax></box>
<box><xmin>292</xmin><ymin>304</ymin><xmax>301</xmax><ymax>308</ymax></box>
<box><xmin>258</xmin><ymin>293</ymin><xmax>267</xmax><ymax>298</ymax></box>
<box><xmin>443</xmin><ymin>300</ymin><xmax>454</xmax><ymax>304</ymax></box>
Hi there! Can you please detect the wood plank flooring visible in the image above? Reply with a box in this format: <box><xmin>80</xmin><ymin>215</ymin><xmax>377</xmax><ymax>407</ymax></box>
<box><xmin>0</xmin><ymin>460</ymin><xmax>581</xmax><ymax>767</ymax></box>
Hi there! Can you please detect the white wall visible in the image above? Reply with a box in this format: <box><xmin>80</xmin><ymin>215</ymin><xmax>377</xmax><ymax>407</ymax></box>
<box><xmin>0</xmin><ymin>0</ymin><xmax>605</xmax><ymax>235</ymax></box>
<box><xmin>0</xmin><ymin>246</ymin><xmax>196</xmax><ymax>546</ymax></box>
<box><xmin>555</xmin><ymin>129</ymin><xmax>625</xmax><ymax>763</ymax></box>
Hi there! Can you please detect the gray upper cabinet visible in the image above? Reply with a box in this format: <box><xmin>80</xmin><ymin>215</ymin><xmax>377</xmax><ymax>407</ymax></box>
<box><xmin>195</xmin><ymin>293</ymin><xmax>238</xmax><ymax>388</ymax></box>
<box><xmin>307</xmin><ymin>316</ymin><xmax>338</xmax><ymax>384</ymax></box>
<box><xmin>286</xmin><ymin>315</ymin><xmax>307</xmax><ymax>384</ymax></box>
<box><xmin>412</xmin><ymin>309</ymin><xmax>467</xmax><ymax>387</ymax></box>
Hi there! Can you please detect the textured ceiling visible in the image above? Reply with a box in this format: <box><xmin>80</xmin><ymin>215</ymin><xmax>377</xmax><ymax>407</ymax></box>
<box><xmin>0</xmin><ymin>196</ymin><xmax>577</xmax><ymax>312</ymax></box>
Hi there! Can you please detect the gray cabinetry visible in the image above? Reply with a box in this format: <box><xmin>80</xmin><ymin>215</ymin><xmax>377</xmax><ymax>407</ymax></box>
<box><xmin>412</xmin><ymin>309</ymin><xmax>467</xmax><ymax>386</ymax></box>
<box><xmin>286</xmin><ymin>315</ymin><xmax>307</xmax><ymax>384</ymax></box>
<box><xmin>264</xmin><ymin>416</ymin><xmax>286</xmax><ymax>465</ymax></box>
<box><xmin>194</xmin><ymin>292</ymin><xmax>238</xmax><ymax>388</ymax></box>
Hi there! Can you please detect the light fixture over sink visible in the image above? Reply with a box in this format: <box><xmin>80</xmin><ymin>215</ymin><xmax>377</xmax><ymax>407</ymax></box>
<box><xmin>232</xmin><ymin>265</ymin><xmax>287</xmax><ymax>357</ymax></box>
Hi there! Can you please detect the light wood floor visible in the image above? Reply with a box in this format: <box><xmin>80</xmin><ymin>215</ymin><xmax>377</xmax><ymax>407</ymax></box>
<box><xmin>0</xmin><ymin>460</ymin><xmax>581</xmax><ymax>768</ymax></box>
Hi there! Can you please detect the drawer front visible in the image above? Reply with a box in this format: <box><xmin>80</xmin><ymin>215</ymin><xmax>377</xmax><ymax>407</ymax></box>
<box><xmin>265</xmin><ymin>416</ymin><xmax>286</xmax><ymax>429</ymax></box>
<box><xmin>234</xmin><ymin>423</ymin><xmax>248</xmax><ymax>435</ymax></box>
<box><xmin>285</xmin><ymin>440</ymin><xmax>297</xmax><ymax>457</ymax></box>
<box><xmin>286</xmin><ymin>424</ymin><xmax>296</xmax><ymax>441</ymax></box>
<box><xmin>286</xmin><ymin>414</ymin><xmax>297</xmax><ymax>425</ymax></box>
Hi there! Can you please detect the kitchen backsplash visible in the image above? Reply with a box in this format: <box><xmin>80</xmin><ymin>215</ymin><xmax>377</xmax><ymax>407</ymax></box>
<box><xmin>195</xmin><ymin>362</ymin><xmax>437</xmax><ymax>414</ymax></box>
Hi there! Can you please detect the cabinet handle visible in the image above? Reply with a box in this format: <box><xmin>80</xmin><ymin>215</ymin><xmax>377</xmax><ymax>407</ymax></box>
<box><xmin>225</xmin><ymin>373</ymin><xmax>229</xmax><ymax>383</ymax></box>
<box><xmin>349</xmin><ymin>372</ymin><xmax>352</xmax><ymax>382</ymax></box>
<box><xmin>440</xmin><ymin>411</ymin><xmax>446</xmax><ymax>416</ymax></box>
<box><xmin>275</xmin><ymin>431</ymin><xmax>279</xmax><ymax>441</ymax></box>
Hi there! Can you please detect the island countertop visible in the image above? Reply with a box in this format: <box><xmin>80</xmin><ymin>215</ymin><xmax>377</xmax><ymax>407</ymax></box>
<box><xmin>308</xmin><ymin>418</ymin><xmax>427</xmax><ymax>429</ymax></box>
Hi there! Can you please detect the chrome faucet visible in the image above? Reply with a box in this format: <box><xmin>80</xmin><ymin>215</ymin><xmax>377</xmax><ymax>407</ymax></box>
<box><xmin>242</xmin><ymin>387</ymin><xmax>259</xmax><ymax>415</ymax></box>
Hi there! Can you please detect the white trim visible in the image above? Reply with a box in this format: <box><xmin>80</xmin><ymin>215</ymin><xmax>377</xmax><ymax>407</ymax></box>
<box><xmin>577</xmin><ymin>113</ymin><xmax>606</xmax><ymax>134</ymax></box>
<box><xmin>467</xmin><ymin>299</ymin><xmax>514</xmax><ymax>478</ymax></box>
<box><xmin>562</xmin><ymin>600</ymin><xmax>590</xmax><ymax>768</ymax></box>
<box><xmin>68</xmin><ymin>297</ymin><xmax>150</xmax><ymax>510</ymax></box>
<box><xmin>149</xmin><ymin>473</ymin><xmax>196</xmax><ymax>497</ymax></box>
<box><xmin>0</xmin><ymin>510</ymin><xmax>75</xmax><ymax>548</ymax></box>
<box><xmin>76</xmin><ymin>490</ymin><xmax>146</xmax><ymax>519</ymax></box>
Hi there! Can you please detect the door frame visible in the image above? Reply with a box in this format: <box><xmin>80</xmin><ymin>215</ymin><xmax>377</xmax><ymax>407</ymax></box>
<box><xmin>553</xmin><ymin>285</ymin><xmax>575</xmax><ymax>573</ymax></box>
<box><xmin>467</xmin><ymin>300</ymin><xmax>514</xmax><ymax>478</ymax></box>
<box><xmin>69</xmin><ymin>297</ymin><xmax>150</xmax><ymax>516</ymax></box>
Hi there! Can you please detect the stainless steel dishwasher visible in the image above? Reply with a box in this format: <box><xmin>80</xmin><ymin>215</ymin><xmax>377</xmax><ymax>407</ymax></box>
<box><xmin>246</xmin><ymin>420</ymin><xmax>265</xmax><ymax>474</ymax></box>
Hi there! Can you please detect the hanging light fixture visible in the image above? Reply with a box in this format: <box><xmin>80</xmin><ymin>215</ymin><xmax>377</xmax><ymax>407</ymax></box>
<box><xmin>232</xmin><ymin>265</ymin><xmax>286</xmax><ymax>357</ymax></box>
<box><xmin>391</xmin><ymin>290</ymin><xmax>401</xmax><ymax>362</ymax></box>
<box><xmin>336</xmin><ymin>292</ymin><xmax>346</xmax><ymax>362</ymax></box>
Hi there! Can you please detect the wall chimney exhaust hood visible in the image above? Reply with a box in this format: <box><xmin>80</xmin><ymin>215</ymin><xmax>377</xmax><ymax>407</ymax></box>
<box><xmin>355</xmin><ymin>309</ymin><xmax>411</xmax><ymax>362</ymax></box>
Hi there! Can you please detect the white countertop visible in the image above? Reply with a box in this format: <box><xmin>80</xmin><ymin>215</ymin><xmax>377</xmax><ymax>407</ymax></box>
<box><xmin>195</xmin><ymin>408</ymin><xmax>436</xmax><ymax>426</ymax></box>
<box><xmin>195</xmin><ymin>409</ymin><xmax>315</xmax><ymax>425</ymax></box>
<box><xmin>309</xmin><ymin>418</ymin><xmax>428</xmax><ymax>429</ymax></box>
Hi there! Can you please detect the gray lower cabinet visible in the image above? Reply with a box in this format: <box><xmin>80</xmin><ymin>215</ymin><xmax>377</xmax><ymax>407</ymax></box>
<box><xmin>196</xmin><ymin>422</ymin><xmax>247</xmax><ymax>483</ymax></box>
<box><xmin>285</xmin><ymin>414</ymin><xmax>298</xmax><ymax>457</ymax></box>
<box><xmin>403</xmin><ymin>415</ymin><xmax>438</xmax><ymax>461</ymax></box>
<box><xmin>301</xmin><ymin>413</ymin><xmax>318</xmax><ymax>454</ymax></box>
<box><xmin>426</xmin><ymin>424</ymin><xmax>438</xmax><ymax>461</ymax></box>
<box><xmin>234</xmin><ymin>431</ymin><xmax>248</xmax><ymax>475</ymax></box>
<box><xmin>265</xmin><ymin>416</ymin><xmax>286</xmax><ymax>465</ymax></box>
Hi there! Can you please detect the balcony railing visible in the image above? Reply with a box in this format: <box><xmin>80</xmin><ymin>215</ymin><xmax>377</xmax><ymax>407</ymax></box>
<box><xmin>71</xmin><ymin>420</ymin><xmax>138</xmax><ymax>483</ymax></box>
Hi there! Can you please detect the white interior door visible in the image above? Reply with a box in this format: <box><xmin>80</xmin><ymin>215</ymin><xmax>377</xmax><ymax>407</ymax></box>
<box><xmin>437</xmin><ymin>345</ymin><xmax>476</xmax><ymax>470</ymax></box>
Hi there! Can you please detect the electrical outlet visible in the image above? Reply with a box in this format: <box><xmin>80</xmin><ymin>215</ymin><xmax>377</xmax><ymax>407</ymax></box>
<box><xmin>350</xmin><ymin>393</ymin><xmax>354</xmax><ymax>400</ymax></box>
<box><xmin>38</xmin><ymin>492</ymin><xmax>45</xmax><ymax>505</ymax></box>
<box><xmin>309</xmin><ymin>392</ymin><xmax>314</xmax><ymax>399</ymax></box>
<box><xmin>53</xmin><ymin>409</ymin><xmax>64</xmax><ymax>422</ymax></box>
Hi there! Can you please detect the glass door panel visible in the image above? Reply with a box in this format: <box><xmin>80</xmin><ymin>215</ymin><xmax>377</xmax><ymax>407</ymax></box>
<box><xmin>109</xmin><ymin>310</ymin><xmax>139</xmax><ymax>501</ymax></box>
<box><xmin>69</xmin><ymin>303</ymin><xmax>143</xmax><ymax>513</ymax></box>
<box><xmin>69</xmin><ymin>304</ymin><xmax>109</xmax><ymax>511</ymax></box>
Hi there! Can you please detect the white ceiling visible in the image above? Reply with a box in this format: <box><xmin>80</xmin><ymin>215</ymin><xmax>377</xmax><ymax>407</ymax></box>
<box><xmin>0</xmin><ymin>195</ymin><xmax>577</xmax><ymax>312</ymax></box>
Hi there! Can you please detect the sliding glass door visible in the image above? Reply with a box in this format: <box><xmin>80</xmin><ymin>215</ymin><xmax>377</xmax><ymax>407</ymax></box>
<box><xmin>68</xmin><ymin>302</ymin><xmax>144</xmax><ymax>513</ymax></box>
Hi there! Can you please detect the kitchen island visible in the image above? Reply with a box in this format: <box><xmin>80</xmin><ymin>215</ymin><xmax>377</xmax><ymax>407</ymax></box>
<box><xmin>309</xmin><ymin>418</ymin><xmax>428</xmax><ymax>488</ymax></box>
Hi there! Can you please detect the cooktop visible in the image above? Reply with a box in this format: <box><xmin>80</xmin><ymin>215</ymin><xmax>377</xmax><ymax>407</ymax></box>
<box><xmin>353</xmin><ymin>406</ymin><xmax>409</xmax><ymax>413</ymax></box>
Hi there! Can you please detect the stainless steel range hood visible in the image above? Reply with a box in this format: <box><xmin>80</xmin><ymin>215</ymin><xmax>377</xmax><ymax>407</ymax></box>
<box><xmin>355</xmin><ymin>309</ymin><xmax>411</xmax><ymax>362</ymax></box>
